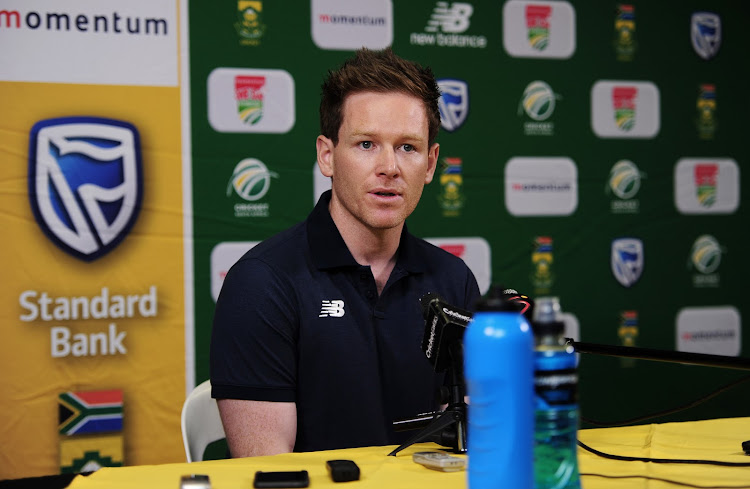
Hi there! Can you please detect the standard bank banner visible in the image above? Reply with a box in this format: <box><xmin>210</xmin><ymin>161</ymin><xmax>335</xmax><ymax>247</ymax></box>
<box><xmin>0</xmin><ymin>0</ymin><xmax>184</xmax><ymax>478</ymax></box>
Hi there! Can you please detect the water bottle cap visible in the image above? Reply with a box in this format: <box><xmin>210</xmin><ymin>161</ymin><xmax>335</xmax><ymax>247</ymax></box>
<box><xmin>532</xmin><ymin>296</ymin><xmax>565</xmax><ymax>335</ymax></box>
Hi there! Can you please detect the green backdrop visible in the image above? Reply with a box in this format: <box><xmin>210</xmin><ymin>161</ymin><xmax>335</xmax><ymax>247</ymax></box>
<box><xmin>189</xmin><ymin>1</ymin><xmax>749</xmax><ymax>427</ymax></box>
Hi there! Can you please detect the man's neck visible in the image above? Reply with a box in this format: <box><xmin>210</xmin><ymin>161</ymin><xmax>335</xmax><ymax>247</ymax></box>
<box><xmin>329</xmin><ymin>204</ymin><xmax>402</xmax><ymax>294</ymax></box>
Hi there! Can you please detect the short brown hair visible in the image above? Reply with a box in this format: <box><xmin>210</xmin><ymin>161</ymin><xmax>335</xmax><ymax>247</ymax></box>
<box><xmin>319</xmin><ymin>48</ymin><xmax>441</xmax><ymax>146</ymax></box>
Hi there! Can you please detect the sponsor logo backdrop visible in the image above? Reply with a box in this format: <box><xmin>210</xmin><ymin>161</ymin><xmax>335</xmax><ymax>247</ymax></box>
<box><xmin>189</xmin><ymin>0</ymin><xmax>748</xmax><ymax>444</ymax></box>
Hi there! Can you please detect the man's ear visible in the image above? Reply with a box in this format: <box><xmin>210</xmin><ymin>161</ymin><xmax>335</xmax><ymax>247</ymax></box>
<box><xmin>424</xmin><ymin>143</ymin><xmax>439</xmax><ymax>184</ymax></box>
<box><xmin>316</xmin><ymin>135</ymin><xmax>334</xmax><ymax>177</ymax></box>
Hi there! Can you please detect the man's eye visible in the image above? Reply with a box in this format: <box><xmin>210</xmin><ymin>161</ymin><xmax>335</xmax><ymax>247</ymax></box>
<box><xmin>360</xmin><ymin>141</ymin><xmax>373</xmax><ymax>149</ymax></box>
<box><xmin>402</xmin><ymin>144</ymin><xmax>414</xmax><ymax>152</ymax></box>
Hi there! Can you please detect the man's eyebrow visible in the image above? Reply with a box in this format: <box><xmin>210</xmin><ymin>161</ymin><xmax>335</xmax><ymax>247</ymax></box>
<box><xmin>348</xmin><ymin>130</ymin><xmax>426</xmax><ymax>142</ymax></box>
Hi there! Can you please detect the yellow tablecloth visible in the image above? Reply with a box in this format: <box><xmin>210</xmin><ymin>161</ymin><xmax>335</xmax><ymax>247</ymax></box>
<box><xmin>68</xmin><ymin>417</ymin><xmax>750</xmax><ymax>489</ymax></box>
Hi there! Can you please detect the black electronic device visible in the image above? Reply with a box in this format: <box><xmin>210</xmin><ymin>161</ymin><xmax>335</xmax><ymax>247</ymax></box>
<box><xmin>253</xmin><ymin>470</ymin><xmax>310</xmax><ymax>488</ymax></box>
<box><xmin>389</xmin><ymin>287</ymin><xmax>535</xmax><ymax>457</ymax></box>
<box><xmin>420</xmin><ymin>292</ymin><xmax>472</xmax><ymax>373</ymax></box>
<box><xmin>326</xmin><ymin>459</ymin><xmax>360</xmax><ymax>482</ymax></box>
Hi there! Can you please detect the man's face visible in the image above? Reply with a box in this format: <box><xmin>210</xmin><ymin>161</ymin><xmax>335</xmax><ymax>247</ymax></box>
<box><xmin>316</xmin><ymin>91</ymin><xmax>439</xmax><ymax>233</ymax></box>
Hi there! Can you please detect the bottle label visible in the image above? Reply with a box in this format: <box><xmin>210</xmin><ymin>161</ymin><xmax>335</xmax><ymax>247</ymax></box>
<box><xmin>534</xmin><ymin>368</ymin><xmax>578</xmax><ymax>407</ymax></box>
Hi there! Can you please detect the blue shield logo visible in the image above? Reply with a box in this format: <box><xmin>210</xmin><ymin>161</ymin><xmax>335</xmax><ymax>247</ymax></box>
<box><xmin>28</xmin><ymin>117</ymin><xmax>143</xmax><ymax>261</ymax></box>
<box><xmin>437</xmin><ymin>79</ymin><xmax>469</xmax><ymax>132</ymax></box>
<box><xmin>611</xmin><ymin>238</ymin><xmax>644</xmax><ymax>287</ymax></box>
<box><xmin>691</xmin><ymin>12</ymin><xmax>721</xmax><ymax>60</ymax></box>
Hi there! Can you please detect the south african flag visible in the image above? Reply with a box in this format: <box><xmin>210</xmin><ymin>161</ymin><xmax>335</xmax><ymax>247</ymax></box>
<box><xmin>59</xmin><ymin>390</ymin><xmax>123</xmax><ymax>436</ymax></box>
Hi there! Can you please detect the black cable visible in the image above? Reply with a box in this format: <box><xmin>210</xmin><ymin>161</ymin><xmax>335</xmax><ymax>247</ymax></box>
<box><xmin>581</xmin><ymin>374</ymin><xmax>750</xmax><ymax>428</ymax></box>
<box><xmin>580</xmin><ymin>473</ymin><xmax>750</xmax><ymax>489</ymax></box>
<box><xmin>578</xmin><ymin>440</ymin><xmax>750</xmax><ymax>467</ymax></box>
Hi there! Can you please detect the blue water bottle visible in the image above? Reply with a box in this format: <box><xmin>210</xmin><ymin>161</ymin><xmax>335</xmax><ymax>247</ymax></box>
<box><xmin>531</xmin><ymin>297</ymin><xmax>581</xmax><ymax>489</ymax></box>
<box><xmin>464</xmin><ymin>289</ymin><xmax>534</xmax><ymax>489</ymax></box>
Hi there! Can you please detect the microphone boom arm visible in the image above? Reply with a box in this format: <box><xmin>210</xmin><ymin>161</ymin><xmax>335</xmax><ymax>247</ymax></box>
<box><xmin>566</xmin><ymin>339</ymin><xmax>750</xmax><ymax>371</ymax></box>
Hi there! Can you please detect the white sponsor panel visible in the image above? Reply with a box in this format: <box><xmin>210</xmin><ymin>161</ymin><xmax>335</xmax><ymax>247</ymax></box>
<box><xmin>207</xmin><ymin>68</ymin><xmax>295</xmax><ymax>134</ymax></box>
<box><xmin>504</xmin><ymin>157</ymin><xmax>577</xmax><ymax>216</ymax></box>
<box><xmin>311</xmin><ymin>0</ymin><xmax>393</xmax><ymax>50</ymax></box>
<box><xmin>674</xmin><ymin>158</ymin><xmax>739</xmax><ymax>214</ymax></box>
<box><xmin>0</xmin><ymin>0</ymin><xmax>177</xmax><ymax>86</ymax></box>
<box><xmin>425</xmin><ymin>237</ymin><xmax>491</xmax><ymax>295</ymax></box>
<box><xmin>503</xmin><ymin>0</ymin><xmax>576</xmax><ymax>59</ymax></box>
<box><xmin>676</xmin><ymin>306</ymin><xmax>741</xmax><ymax>356</ymax></box>
<box><xmin>591</xmin><ymin>80</ymin><xmax>660</xmax><ymax>139</ymax></box>
<box><xmin>210</xmin><ymin>241</ymin><xmax>260</xmax><ymax>302</ymax></box>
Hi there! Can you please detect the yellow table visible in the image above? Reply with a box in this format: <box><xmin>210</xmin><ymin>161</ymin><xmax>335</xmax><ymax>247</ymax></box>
<box><xmin>68</xmin><ymin>417</ymin><xmax>750</xmax><ymax>489</ymax></box>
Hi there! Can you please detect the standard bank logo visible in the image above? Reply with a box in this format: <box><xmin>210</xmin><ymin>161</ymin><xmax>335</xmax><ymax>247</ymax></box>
<box><xmin>437</xmin><ymin>79</ymin><xmax>469</xmax><ymax>132</ymax></box>
<box><xmin>28</xmin><ymin>117</ymin><xmax>143</xmax><ymax>261</ymax></box>
<box><xmin>611</xmin><ymin>238</ymin><xmax>643</xmax><ymax>287</ymax></box>
<box><xmin>691</xmin><ymin>12</ymin><xmax>721</xmax><ymax>60</ymax></box>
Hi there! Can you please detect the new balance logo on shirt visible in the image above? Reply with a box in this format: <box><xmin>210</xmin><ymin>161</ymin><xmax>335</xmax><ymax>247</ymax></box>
<box><xmin>319</xmin><ymin>300</ymin><xmax>345</xmax><ymax>317</ymax></box>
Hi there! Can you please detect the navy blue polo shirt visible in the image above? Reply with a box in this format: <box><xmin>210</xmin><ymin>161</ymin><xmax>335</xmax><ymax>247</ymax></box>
<box><xmin>210</xmin><ymin>190</ymin><xmax>480</xmax><ymax>453</ymax></box>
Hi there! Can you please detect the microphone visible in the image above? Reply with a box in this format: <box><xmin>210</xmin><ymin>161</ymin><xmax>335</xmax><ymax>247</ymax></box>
<box><xmin>420</xmin><ymin>293</ymin><xmax>472</xmax><ymax>373</ymax></box>
<box><xmin>419</xmin><ymin>287</ymin><xmax>534</xmax><ymax>372</ymax></box>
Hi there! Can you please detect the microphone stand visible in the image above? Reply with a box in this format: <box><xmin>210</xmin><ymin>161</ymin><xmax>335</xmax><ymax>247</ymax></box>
<box><xmin>566</xmin><ymin>339</ymin><xmax>750</xmax><ymax>371</ymax></box>
<box><xmin>388</xmin><ymin>343</ymin><xmax>467</xmax><ymax>456</ymax></box>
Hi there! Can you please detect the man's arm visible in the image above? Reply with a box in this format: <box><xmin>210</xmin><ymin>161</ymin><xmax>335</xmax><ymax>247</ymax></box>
<box><xmin>217</xmin><ymin>399</ymin><xmax>297</xmax><ymax>457</ymax></box>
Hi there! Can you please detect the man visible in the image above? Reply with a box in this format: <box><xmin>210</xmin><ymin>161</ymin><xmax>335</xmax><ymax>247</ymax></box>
<box><xmin>210</xmin><ymin>48</ymin><xmax>480</xmax><ymax>457</ymax></box>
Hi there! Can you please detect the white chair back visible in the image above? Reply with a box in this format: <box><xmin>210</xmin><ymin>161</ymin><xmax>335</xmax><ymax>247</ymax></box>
<box><xmin>180</xmin><ymin>379</ymin><xmax>226</xmax><ymax>462</ymax></box>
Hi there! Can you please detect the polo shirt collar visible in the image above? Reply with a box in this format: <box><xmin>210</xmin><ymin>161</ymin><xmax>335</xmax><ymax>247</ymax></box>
<box><xmin>307</xmin><ymin>190</ymin><xmax>428</xmax><ymax>273</ymax></box>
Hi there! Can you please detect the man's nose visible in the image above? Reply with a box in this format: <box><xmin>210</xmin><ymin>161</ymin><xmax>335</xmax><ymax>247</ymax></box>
<box><xmin>377</xmin><ymin>148</ymin><xmax>399</xmax><ymax>177</ymax></box>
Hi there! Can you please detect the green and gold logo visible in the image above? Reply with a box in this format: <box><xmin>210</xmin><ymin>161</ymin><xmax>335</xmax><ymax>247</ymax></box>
<box><xmin>614</xmin><ymin>4</ymin><xmax>636</xmax><ymax>61</ymax></box>
<box><xmin>696</xmin><ymin>84</ymin><xmax>717</xmax><ymax>140</ymax></box>
<box><xmin>438</xmin><ymin>157</ymin><xmax>465</xmax><ymax>217</ymax></box>
<box><xmin>235</xmin><ymin>1</ymin><xmax>266</xmax><ymax>46</ymax></box>
<box><xmin>531</xmin><ymin>236</ymin><xmax>554</xmax><ymax>295</ymax></box>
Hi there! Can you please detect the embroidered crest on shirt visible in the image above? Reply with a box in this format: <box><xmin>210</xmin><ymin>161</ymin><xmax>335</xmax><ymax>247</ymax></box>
<box><xmin>319</xmin><ymin>300</ymin><xmax>345</xmax><ymax>317</ymax></box>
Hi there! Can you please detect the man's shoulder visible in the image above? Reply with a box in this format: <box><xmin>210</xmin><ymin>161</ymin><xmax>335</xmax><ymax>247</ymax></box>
<box><xmin>409</xmin><ymin>235</ymin><xmax>471</xmax><ymax>270</ymax></box>
<box><xmin>238</xmin><ymin>221</ymin><xmax>308</xmax><ymax>268</ymax></box>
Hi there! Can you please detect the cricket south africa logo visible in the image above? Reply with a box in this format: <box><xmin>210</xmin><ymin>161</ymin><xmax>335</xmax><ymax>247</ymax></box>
<box><xmin>227</xmin><ymin>158</ymin><xmax>278</xmax><ymax>202</ymax></box>
<box><xmin>607</xmin><ymin>160</ymin><xmax>642</xmax><ymax>214</ymax></box>
<box><xmin>28</xmin><ymin>117</ymin><xmax>143</xmax><ymax>261</ymax></box>
<box><xmin>690</xmin><ymin>235</ymin><xmax>722</xmax><ymax>275</ymax></box>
